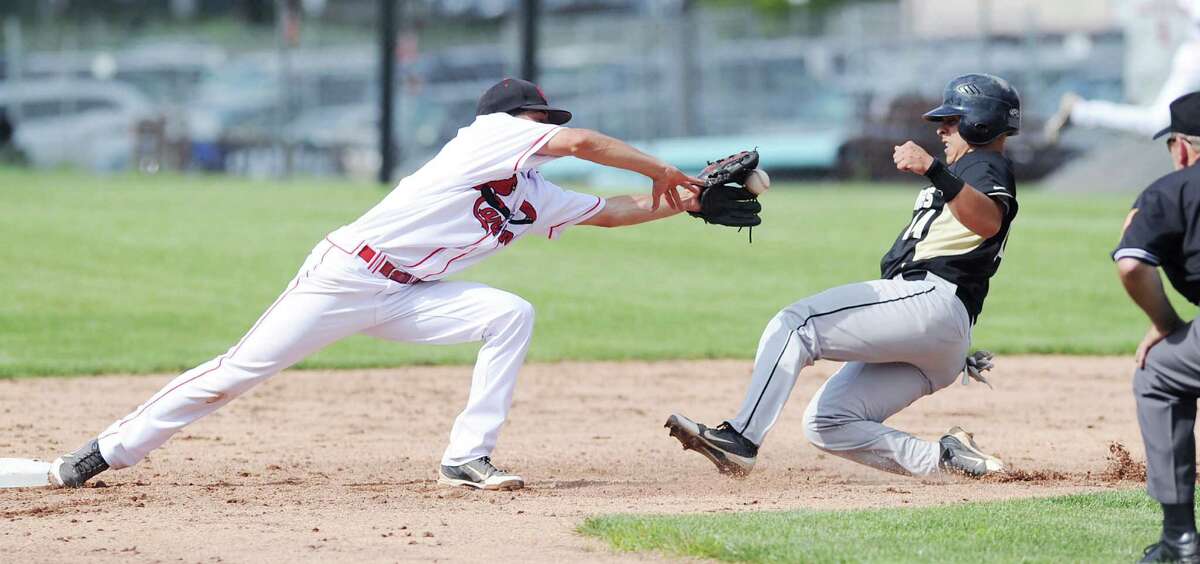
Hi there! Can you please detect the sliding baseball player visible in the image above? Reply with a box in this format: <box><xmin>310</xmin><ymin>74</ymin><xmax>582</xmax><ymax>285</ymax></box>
<box><xmin>666</xmin><ymin>74</ymin><xmax>1018</xmax><ymax>479</ymax></box>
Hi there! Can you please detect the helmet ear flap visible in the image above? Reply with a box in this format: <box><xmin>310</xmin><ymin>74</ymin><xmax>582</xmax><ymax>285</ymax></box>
<box><xmin>959</xmin><ymin>112</ymin><xmax>994</xmax><ymax>145</ymax></box>
<box><xmin>959</xmin><ymin>104</ymin><xmax>1016</xmax><ymax>145</ymax></box>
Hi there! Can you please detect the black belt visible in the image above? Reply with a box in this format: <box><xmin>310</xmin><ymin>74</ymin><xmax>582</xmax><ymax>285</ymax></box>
<box><xmin>902</xmin><ymin>270</ymin><xmax>976</xmax><ymax>323</ymax></box>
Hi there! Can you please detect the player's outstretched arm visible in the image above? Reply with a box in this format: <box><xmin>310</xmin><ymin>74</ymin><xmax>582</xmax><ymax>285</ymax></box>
<box><xmin>1116</xmin><ymin>258</ymin><xmax>1185</xmax><ymax>367</ymax></box>
<box><xmin>893</xmin><ymin>141</ymin><xmax>1003</xmax><ymax>238</ymax></box>
<box><xmin>580</xmin><ymin>192</ymin><xmax>700</xmax><ymax>228</ymax></box>
<box><xmin>538</xmin><ymin>128</ymin><xmax>704</xmax><ymax>211</ymax></box>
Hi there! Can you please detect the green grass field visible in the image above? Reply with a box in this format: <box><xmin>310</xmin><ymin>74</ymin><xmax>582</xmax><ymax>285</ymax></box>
<box><xmin>1</xmin><ymin>168</ymin><xmax>1178</xmax><ymax>561</ymax></box>
<box><xmin>0</xmin><ymin>167</ymin><xmax>1175</xmax><ymax>377</ymax></box>
<box><xmin>581</xmin><ymin>489</ymin><xmax>1162</xmax><ymax>563</ymax></box>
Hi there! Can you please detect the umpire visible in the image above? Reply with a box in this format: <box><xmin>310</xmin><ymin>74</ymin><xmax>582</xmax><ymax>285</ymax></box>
<box><xmin>1116</xmin><ymin>92</ymin><xmax>1200</xmax><ymax>563</ymax></box>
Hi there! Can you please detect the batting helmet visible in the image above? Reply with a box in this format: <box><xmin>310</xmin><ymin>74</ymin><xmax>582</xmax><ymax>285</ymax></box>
<box><xmin>923</xmin><ymin>74</ymin><xmax>1021</xmax><ymax>145</ymax></box>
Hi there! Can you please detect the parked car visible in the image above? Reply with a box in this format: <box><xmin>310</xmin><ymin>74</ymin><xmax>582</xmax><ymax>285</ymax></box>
<box><xmin>185</xmin><ymin>44</ymin><xmax>513</xmax><ymax>173</ymax></box>
<box><xmin>275</xmin><ymin>85</ymin><xmax>473</xmax><ymax>179</ymax></box>
<box><xmin>19</xmin><ymin>43</ymin><xmax>225</xmax><ymax>106</ymax></box>
<box><xmin>0</xmin><ymin>79</ymin><xmax>156</xmax><ymax>170</ymax></box>
<box><xmin>185</xmin><ymin>48</ymin><xmax>377</xmax><ymax>170</ymax></box>
<box><xmin>405</xmin><ymin>46</ymin><xmax>507</xmax><ymax>85</ymax></box>
<box><xmin>427</xmin><ymin>0</ymin><xmax>646</xmax><ymax>19</ymax></box>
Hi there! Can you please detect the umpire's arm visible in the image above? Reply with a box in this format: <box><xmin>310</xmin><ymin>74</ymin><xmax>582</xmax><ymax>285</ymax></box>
<box><xmin>1115</xmin><ymin>191</ymin><xmax>1188</xmax><ymax>366</ymax></box>
<box><xmin>1117</xmin><ymin>258</ymin><xmax>1182</xmax><ymax>332</ymax></box>
<box><xmin>1117</xmin><ymin>256</ymin><xmax>1185</xmax><ymax>368</ymax></box>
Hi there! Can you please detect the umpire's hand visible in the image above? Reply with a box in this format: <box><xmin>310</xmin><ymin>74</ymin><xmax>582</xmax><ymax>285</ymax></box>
<box><xmin>1136</xmin><ymin>322</ymin><xmax>1183</xmax><ymax>369</ymax></box>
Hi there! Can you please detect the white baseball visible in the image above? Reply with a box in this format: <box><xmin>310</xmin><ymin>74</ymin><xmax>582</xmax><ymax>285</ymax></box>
<box><xmin>746</xmin><ymin>169</ymin><xmax>770</xmax><ymax>196</ymax></box>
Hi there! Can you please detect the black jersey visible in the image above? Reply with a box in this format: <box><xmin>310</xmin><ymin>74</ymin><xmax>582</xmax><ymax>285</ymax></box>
<box><xmin>879</xmin><ymin>150</ymin><xmax>1018</xmax><ymax>321</ymax></box>
<box><xmin>1113</xmin><ymin>164</ymin><xmax>1200</xmax><ymax>304</ymax></box>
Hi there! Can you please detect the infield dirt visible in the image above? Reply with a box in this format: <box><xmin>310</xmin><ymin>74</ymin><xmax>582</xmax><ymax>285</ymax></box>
<box><xmin>1</xmin><ymin>357</ymin><xmax>1149</xmax><ymax>562</ymax></box>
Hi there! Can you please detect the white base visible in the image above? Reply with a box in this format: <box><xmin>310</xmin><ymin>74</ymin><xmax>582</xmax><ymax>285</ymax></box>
<box><xmin>0</xmin><ymin>458</ymin><xmax>52</xmax><ymax>488</ymax></box>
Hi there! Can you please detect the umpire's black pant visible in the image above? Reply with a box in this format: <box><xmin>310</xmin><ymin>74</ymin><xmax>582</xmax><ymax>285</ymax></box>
<box><xmin>1136</xmin><ymin>321</ymin><xmax>1200</xmax><ymax>505</ymax></box>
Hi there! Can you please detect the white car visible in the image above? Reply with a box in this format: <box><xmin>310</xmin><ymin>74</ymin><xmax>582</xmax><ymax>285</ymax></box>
<box><xmin>0</xmin><ymin>79</ymin><xmax>155</xmax><ymax>170</ymax></box>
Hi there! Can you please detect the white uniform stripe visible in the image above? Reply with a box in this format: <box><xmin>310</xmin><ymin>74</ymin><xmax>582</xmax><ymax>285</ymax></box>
<box><xmin>1113</xmin><ymin>247</ymin><xmax>1161</xmax><ymax>265</ymax></box>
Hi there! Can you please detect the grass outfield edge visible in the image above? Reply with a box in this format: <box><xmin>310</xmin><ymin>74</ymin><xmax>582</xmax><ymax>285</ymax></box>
<box><xmin>2</xmin><ymin>169</ymin><xmax>1170</xmax><ymax>376</ymax></box>
<box><xmin>577</xmin><ymin>489</ymin><xmax>1165</xmax><ymax>563</ymax></box>
<box><xmin>0</xmin><ymin>350</ymin><xmax>1146</xmax><ymax>379</ymax></box>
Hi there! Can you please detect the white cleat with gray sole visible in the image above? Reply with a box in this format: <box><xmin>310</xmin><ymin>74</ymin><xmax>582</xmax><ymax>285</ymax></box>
<box><xmin>939</xmin><ymin>426</ymin><xmax>1004</xmax><ymax>477</ymax></box>
<box><xmin>438</xmin><ymin>456</ymin><xmax>524</xmax><ymax>491</ymax></box>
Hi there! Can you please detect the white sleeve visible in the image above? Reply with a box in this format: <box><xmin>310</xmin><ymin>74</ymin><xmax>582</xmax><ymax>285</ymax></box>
<box><xmin>457</xmin><ymin>114</ymin><xmax>564</xmax><ymax>185</ymax></box>
<box><xmin>1152</xmin><ymin>41</ymin><xmax>1200</xmax><ymax>110</ymax></box>
<box><xmin>526</xmin><ymin>173</ymin><xmax>605</xmax><ymax>240</ymax></box>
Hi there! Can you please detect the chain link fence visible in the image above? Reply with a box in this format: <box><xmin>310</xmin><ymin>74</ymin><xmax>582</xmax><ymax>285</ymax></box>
<box><xmin>0</xmin><ymin>1</ymin><xmax>1136</xmax><ymax>182</ymax></box>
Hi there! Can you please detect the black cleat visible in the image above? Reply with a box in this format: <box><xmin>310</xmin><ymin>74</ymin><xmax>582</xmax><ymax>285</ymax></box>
<box><xmin>48</xmin><ymin>439</ymin><xmax>109</xmax><ymax>488</ymax></box>
<box><xmin>938</xmin><ymin>426</ymin><xmax>1004</xmax><ymax>477</ymax></box>
<box><xmin>437</xmin><ymin>457</ymin><xmax>524</xmax><ymax>491</ymax></box>
<box><xmin>1141</xmin><ymin>532</ymin><xmax>1200</xmax><ymax>563</ymax></box>
<box><xmin>665</xmin><ymin>413</ymin><xmax>757</xmax><ymax>477</ymax></box>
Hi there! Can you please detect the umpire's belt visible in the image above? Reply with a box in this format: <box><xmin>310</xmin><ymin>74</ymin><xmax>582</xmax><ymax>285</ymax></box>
<box><xmin>357</xmin><ymin>244</ymin><xmax>421</xmax><ymax>285</ymax></box>
<box><xmin>901</xmin><ymin>270</ymin><xmax>929</xmax><ymax>281</ymax></box>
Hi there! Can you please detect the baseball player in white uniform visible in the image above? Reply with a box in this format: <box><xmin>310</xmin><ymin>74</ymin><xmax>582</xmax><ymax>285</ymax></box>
<box><xmin>665</xmin><ymin>74</ymin><xmax>1019</xmax><ymax>479</ymax></box>
<box><xmin>48</xmin><ymin>78</ymin><xmax>705</xmax><ymax>491</ymax></box>
<box><xmin>1045</xmin><ymin>0</ymin><xmax>1200</xmax><ymax>141</ymax></box>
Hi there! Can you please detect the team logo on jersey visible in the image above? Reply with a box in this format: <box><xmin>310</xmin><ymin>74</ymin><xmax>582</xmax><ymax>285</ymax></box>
<box><xmin>913</xmin><ymin>186</ymin><xmax>938</xmax><ymax>210</ymax></box>
<box><xmin>473</xmin><ymin>175</ymin><xmax>537</xmax><ymax>246</ymax></box>
<box><xmin>482</xmin><ymin>175</ymin><xmax>517</xmax><ymax>197</ymax></box>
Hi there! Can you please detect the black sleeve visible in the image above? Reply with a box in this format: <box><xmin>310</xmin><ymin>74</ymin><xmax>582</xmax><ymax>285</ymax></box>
<box><xmin>957</xmin><ymin>159</ymin><xmax>1017</xmax><ymax>220</ymax></box>
<box><xmin>1113</xmin><ymin>188</ymin><xmax>1182</xmax><ymax>266</ymax></box>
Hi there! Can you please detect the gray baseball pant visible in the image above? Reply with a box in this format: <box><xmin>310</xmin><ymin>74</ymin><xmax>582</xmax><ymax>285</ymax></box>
<box><xmin>725</xmin><ymin>272</ymin><xmax>971</xmax><ymax>476</ymax></box>
<box><xmin>1135</xmin><ymin>320</ymin><xmax>1200</xmax><ymax>505</ymax></box>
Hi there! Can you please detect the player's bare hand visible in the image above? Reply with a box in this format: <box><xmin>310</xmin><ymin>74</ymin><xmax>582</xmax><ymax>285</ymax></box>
<box><xmin>893</xmin><ymin>141</ymin><xmax>935</xmax><ymax>175</ymax></box>
<box><xmin>651</xmin><ymin>166</ymin><xmax>705</xmax><ymax>211</ymax></box>
<box><xmin>679</xmin><ymin>188</ymin><xmax>702</xmax><ymax>213</ymax></box>
<box><xmin>1135</xmin><ymin>322</ymin><xmax>1181</xmax><ymax>368</ymax></box>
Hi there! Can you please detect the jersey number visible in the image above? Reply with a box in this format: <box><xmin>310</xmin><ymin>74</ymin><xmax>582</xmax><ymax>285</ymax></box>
<box><xmin>902</xmin><ymin>209</ymin><xmax>939</xmax><ymax>240</ymax></box>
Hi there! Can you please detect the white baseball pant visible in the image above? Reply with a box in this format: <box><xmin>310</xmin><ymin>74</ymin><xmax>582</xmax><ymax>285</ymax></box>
<box><xmin>97</xmin><ymin>239</ymin><xmax>533</xmax><ymax>468</ymax></box>
<box><xmin>725</xmin><ymin>272</ymin><xmax>971</xmax><ymax>476</ymax></box>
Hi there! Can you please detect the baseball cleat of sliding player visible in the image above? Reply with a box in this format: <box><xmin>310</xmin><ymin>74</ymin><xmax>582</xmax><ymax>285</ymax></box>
<box><xmin>665</xmin><ymin>413</ymin><xmax>758</xmax><ymax>477</ymax></box>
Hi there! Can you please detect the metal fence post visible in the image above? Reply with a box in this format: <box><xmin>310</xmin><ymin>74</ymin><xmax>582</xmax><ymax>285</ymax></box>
<box><xmin>379</xmin><ymin>0</ymin><xmax>397</xmax><ymax>185</ymax></box>
<box><xmin>520</xmin><ymin>0</ymin><xmax>539</xmax><ymax>83</ymax></box>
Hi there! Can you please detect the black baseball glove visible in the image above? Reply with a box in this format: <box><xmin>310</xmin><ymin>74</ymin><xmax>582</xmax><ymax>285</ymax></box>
<box><xmin>688</xmin><ymin>150</ymin><xmax>762</xmax><ymax>228</ymax></box>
